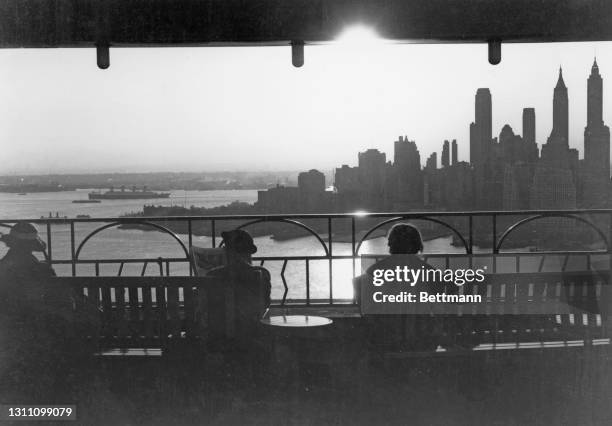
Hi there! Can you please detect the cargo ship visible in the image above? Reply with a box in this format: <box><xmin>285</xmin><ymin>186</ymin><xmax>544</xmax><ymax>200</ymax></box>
<box><xmin>88</xmin><ymin>186</ymin><xmax>171</xmax><ymax>200</ymax></box>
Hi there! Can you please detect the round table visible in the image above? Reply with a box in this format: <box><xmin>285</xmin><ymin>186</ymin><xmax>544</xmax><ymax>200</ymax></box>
<box><xmin>260</xmin><ymin>315</ymin><xmax>333</xmax><ymax>328</ymax></box>
<box><xmin>260</xmin><ymin>315</ymin><xmax>334</xmax><ymax>389</ymax></box>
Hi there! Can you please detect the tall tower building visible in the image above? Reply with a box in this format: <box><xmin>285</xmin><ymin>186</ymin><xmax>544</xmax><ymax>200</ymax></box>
<box><xmin>587</xmin><ymin>58</ymin><xmax>603</xmax><ymax>127</ymax></box>
<box><xmin>442</xmin><ymin>140</ymin><xmax>450</xmax><ymax>167</ymax></box>
<box><xmin>551</xmin><ymin>67</ymin><xmax>569</xmax><ymax>146</ymax></box>
<box><xmin>392</xmin><ymin>137</ymin><xmax>423</xmax><ymax>208</ymax></box>
<box><xmin>582</xmin><ymin>58</ymin><xmax>611</xmax><ymax>207</ymax></box>
<box><xmin>541</xmin><ymin>68</ymin><xmax>571</xmax><ymax>167</ymax></box>
<box><xmin>531</xmin><ymin>67</ymin><xmax>578</xmax><ymax>233</ymax></box>
<box><xmin>584</xmin><ymin>58</ymin><xmax>610</xmax><ymax>179</ymax></box>
<box><xmin>470</xmin><ymin>88</ymin><xmax>492</xmax><ymax>165</ymax></box>
<box><xmin>451</xmin><ymin>140</ymin><xmax>458</xmax><ymax>164</ymax></box>
<box><xmin>522</xmin><ymin>108</ymin><xmax>536</xmax><ymax>145</ymax></box>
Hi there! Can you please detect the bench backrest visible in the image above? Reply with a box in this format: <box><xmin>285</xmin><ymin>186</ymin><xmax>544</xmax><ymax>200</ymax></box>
<box><xmin>50</xmin><ymin>276</ymin><xmax>265</xmax><ymax>349</ymax></box>
<box><xmin>356</xmin><ymin>271</ymin><xmax>610</xmax><ymax>342</ymax></box>
<box><xmin>357</xmin><ymin>271</ymin><xmax>608</xmax><ymax>312</ymax></box>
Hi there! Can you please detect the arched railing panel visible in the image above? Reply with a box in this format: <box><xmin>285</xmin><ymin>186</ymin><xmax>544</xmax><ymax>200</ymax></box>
<box><xmin>75</xmin><ymin>221</ymin><xmax>189</xmax><ymax>260</ymax></box>
<box><xmin>496</xmin><ymin>213</ymin><xmax>609</xmax><ymax>252</ymax></box>
<box><xmin>235</xmin><ymin>218</ymin><xmax>330</xmax><ymax>256</ymax></box>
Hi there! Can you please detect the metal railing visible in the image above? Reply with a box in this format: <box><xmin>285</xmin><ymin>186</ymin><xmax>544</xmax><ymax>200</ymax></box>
<box><xmin>1</xmin><ymin>209</ymin><xmax>611</xmax><ymax>306</ymax></box>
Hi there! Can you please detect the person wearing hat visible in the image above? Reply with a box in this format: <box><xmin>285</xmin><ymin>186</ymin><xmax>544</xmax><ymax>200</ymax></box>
<box><xmin>1</xmin><ymin>222</ymin><xmax>102</xmax><ymax>402</ymax></box>
<box><xmin>0</xmin><ymin>221</ymin><xmax>54</xmax><ymax>280</ymax></box>
<box><xmin>1</xmin><ymin>221</ymin><xmax>101</xmax><ymax>326</ymax></box>
<box><xmin>0</xmin><ymin>222</ymin><xmax>63</xmax><ymax>401</ymax></box>
<box><xmin>207</xmin><ymin>229</ymin><xmax>271</xmax><ymax>321</ymax></box>
<box><xmin>205</xmin><ymin>229</ymin><xmax>272</xmax><ymax>380</ymax></box>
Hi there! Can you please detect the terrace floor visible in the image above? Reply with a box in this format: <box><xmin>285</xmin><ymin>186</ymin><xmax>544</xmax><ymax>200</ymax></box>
<box><xmin>3</xmin><ymin>331</ymin><xmax>611</xmax><ymax>426</ymax></box>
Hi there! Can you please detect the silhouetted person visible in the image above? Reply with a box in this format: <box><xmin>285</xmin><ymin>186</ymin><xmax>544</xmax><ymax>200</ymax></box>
<box><xmin>0</xmin><ymin>222</ymin><xmax>55</xmax><ymax>285</ymax></box>
<box><xmin>0</xmin><ymin>222</ymin><xmax>69</xmax><ymax>328</ymax></box>
<box><xmin>365</xmin><ymin>223</ymin><xmax>437</xmax><ymax>277</ymax></box>
<box><xmin>207</xmin><ymin>230</ymin><xmax>271</xmax><ymax>348</ymax></box>
<box><xmin>204</xmin><ymin>230</ymin><xmax>272</xmax><ymax>384</ymax></box>
<box><xmin>0</xmin><ymin>222</ymin><xmax>67</xmax><ymax>401</ymax></box>
<box><xmin>357</xmin><ymin>223</ymin><xmax>454</xmax><ymax>351</ymax></box>
<box><xmin>0</xmin><ymin>223</ymin><xmax>100</xmax><ymax>402</ymax></box>
<box><xmin>0</xmin><ymin>222</ymin><xmax>100</xmax><ymax>327</ymax></box>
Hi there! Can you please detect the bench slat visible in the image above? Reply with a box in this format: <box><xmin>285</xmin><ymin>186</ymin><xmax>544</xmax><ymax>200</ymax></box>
<box><xmin>101</xmin><ymin>285</ymin><xmax>113</xmax><ymax>336</ymax></box>
<box><xmin>114</xmin><ymin>285</ymin><xmax>128</xmax><ymax>340</ymax></box>
<box><xmin>167</xmin><ymin>285</ymin><xmax>180</xmax><ymax>337</ymax></box>
<box><xmin>183</xmin><ymin>285</ymin><xmax>195</xmax><ymax>337</ymax></box>
<box><xmin>128</xmin><ymin>286</ymin><xmax>140</xmax><ymax>338</ymax></box>
<box><xmin>142</xmin><ymin>285</ymin><xmax>155</xmax><ymax>339</ymax></box>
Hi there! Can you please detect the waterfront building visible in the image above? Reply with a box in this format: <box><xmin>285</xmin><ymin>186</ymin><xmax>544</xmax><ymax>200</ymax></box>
<box><xmin>256</xmin><ymin>185</ymin><xmax>301</xmax><ymax>212</ymax></box>
<box><xmin>298</xmin><ymin>169</ymin><xmax>329</xmax><ymax>212</ymax></box>
<box><xmin>298</xmin><ymin>169</ymin><xmax>325</xmax><ymax>194</ymax></box>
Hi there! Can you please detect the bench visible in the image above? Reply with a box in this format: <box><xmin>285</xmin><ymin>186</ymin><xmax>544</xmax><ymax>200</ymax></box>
<box><xmin>49</xmin><ymin>276</ymin><xmax>265</xmax><ymax>356</ymax></box>
<box><xmin>355</xmin><ymin>270</ymin><xmax>611</xmax><ymax>353</ymax></box>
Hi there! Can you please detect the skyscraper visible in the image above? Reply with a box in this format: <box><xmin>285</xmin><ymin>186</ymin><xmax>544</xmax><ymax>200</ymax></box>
<box><xmin>469</xmin><ymin>88</ymin><xmax>492</xmax><ymax>165</ymax></box>
<box><xmin>584</xmin><ymin>58</ymin><xmax>610</xmax><ymax>179</ymax></box>
<box><xmin>587</xmin><ymin>59</ymin><xmax>603</xmax><ymax>127</ymax></box>
<box><xmin>358</xmin><ymin>148</ymin><xmax>388</xmax><ymax>208</ymax></box>
<box><xmin>582</xmin><ymin>58</ymin><xmax>611</xmax><ymax>207</ymax></box>
<box><xmin>470</xmin><ymin>88</ymin><xmax>499</xmax><ymax>209</ymax></box>
<box><xmin>442</xmin><ymin>140</ymin><xmax>450</xmax><ymax>167</ymax></box>
<box><xmin>531</xmin><ymin>67</ymin><xmax>577</xmax><ymax>232</ymax></box>
<box><xmin>451</xmin><ymin>140</ymin><xmax>458</xmax><ymax>165</ymax></box>
<box><xmin>551</xmin><ymin>67</ymin><xmax>569</xmax><ymax>146</ymax></box>
<box><xmin>541</xmin><ymin>67</ymin><xmax>572</xmax><ymax>167</ymax></box>
<box><xmin>522</xmin><ymin>108</ymin><xmax>535</xmax><ymax>145</ymax></box>
<box><xmin>392</xmin><ymin>137</ymin><xmax>423</xmax><ymax>208</ymax></box>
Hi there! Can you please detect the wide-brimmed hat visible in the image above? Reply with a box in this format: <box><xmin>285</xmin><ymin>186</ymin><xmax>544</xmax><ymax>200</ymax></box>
<box><xmin>0</xmin><ymin>222</ymin><xmax>47</xmax><ymax>252</ymax></box>
<box><xmin>221</xmin><ymin>229</ymin><xmax>257</xmax><ymax>255</ymax></box>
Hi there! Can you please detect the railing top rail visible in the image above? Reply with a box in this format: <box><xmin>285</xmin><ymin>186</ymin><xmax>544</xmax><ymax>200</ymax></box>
<box><xmin>3</xmin><ymin>209</ymin><xmax>612</xmax><ymax>224</ymax></box>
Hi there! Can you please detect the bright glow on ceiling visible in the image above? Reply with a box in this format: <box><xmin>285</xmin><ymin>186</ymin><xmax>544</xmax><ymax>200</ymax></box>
<box><xmin>336</xmin><ymin>25</ymin><xmax>383</xmax><ymax>46</ymax></box>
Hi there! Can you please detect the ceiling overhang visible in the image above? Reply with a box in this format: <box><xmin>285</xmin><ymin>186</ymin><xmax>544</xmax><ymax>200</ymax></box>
<box><xmin>0</xmin><ymin>0</ymin><xmax>611</xmax><ymax>49</ymax></box>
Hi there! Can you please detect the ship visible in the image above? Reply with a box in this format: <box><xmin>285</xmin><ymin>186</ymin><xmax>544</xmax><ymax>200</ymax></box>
<box><xmin>88</xmin><ymin>185</ymin><xmax>171</xmax><ymax>200</ymax></box>
<box><xmin>72</xmin><ymin>199</ymin><xmax>101</xmax><ymax>203</ymax></box>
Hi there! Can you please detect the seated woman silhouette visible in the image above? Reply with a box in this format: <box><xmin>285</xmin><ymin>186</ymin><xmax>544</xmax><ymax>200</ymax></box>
<box><xmin>0</xmin><ymin>221</ymin><xmax>55</xmax><ymax>285</ymax></box>
<box><xmin>359</xmin><ymin>223</ymin><xmax>452</xmax><ymax>351</ymax></box>
<box><xmin>366</xmin><ymin>223</ymin><xmax>432</xmax><ymax>276</ymax></box>
<box><xmin>0</xmin><ymin>222</ymin><xmax>75</xmax><ymax>401</ymax></box>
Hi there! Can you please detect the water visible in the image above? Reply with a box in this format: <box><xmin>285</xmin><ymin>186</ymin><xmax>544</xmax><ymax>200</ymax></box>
<box><xmin>0</xmin><ymin>188</ymin><xmax>258</xmax><ymax>219</ymax></box>
<box><xmin>0</xmin><ymin>189</ymin><xmax>548</xmax><ymax>301</ymax></box>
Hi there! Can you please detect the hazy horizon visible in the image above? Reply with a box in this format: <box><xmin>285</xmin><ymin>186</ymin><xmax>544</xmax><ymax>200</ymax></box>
<box><xmin>1</xmin><ymin>39</ymin><xmax>611</xmax><ymax>175</ymax></box>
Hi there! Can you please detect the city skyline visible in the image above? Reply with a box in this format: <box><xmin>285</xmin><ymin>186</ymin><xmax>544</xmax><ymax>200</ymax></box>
<box><xmin>1</xmin><ymin>42</ymin><xmax>612</xmax><ymax>174</ymax></box>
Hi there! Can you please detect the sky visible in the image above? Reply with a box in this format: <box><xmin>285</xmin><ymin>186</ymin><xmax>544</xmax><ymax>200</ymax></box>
<box><xmin>0</xmin><ymin>34</ymin><xmax>610</xmax><ymax>175</ymax></box>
